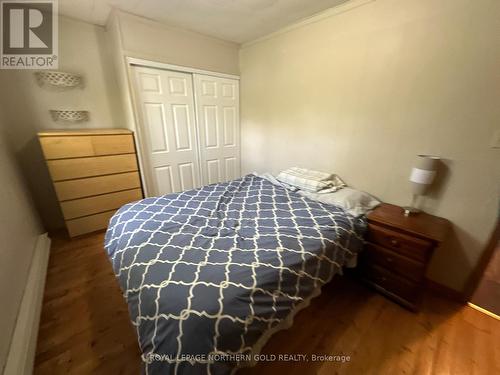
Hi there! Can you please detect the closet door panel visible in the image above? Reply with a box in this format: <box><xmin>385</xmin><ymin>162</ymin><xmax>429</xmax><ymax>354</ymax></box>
<box><xmin>134</xmin><ymin>66</ymin><xmax>200</xmax><ymax>196</ymax></box>
<box><xmin>223</xmin><ymin>107</ymin><xmax>237</xmax><ymax>147</ymax></box>
<box><xmin>172</xmin><ymin>104</ymin><xmax>193</xmax><ymax>151</ymax></box>
<box><xmin>144</xmin><ymin>103</ymin><xmax>169</xmax><ymax>153</ymax></box>
<box><xmin>194</xmin><ymin>74</ymin><xmax>240</xmax><ymax>186</ymax></box>
<box><xmin>178</xmin><ymin>162</ymin><xmax>196</xmax><ymax>191</ymax></box>
<box><xmin>225</xmin><ymin>157</ymin><xmax>238</xmax><ymax>181</ymax></box>
<box><xmin>155</xmin><ymin>166</ymin><xmax>174</xmax><ymax>195</ymax></box>
<box><xmin>206</xmin><ymin>159</ymin><xmax>222</xmax><ymax>185</ymax></box>
<box><xmin>203</xmin><ymin>106</ymin><xmax>219</xmax><ymax>148</ymax></box>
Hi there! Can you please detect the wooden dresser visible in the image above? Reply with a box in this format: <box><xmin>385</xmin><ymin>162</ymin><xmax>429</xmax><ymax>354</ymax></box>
<box><xmin>38</xmin><ymin>129</ymin><xmax>143</xmax><ymax>237</ymax></box>
<box><xmin>359</xmin><ymin>203</ymin><xmax>450</xmax><ymax>311</ymax></box>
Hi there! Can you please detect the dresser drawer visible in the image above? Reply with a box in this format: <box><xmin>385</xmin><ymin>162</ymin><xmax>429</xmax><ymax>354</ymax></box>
<box><xmin>38</xmin><ymin>129</ymin><xmax>143</xmax><ymax>238</ymax></box>
<box><xmin>367</xmin><ymin>224</ymin><xmax>432</xmax><ymax>262</ymax></box>
<box><xmin>363</xmin><ymin>243</ymin><xmax>426</xmax><ymax>282</ymax></box>
<box><xmin>47</xmin><ymin>154</ymin><xmax>138</xmax><ymax>181</ymax></box>
<box><xmin>40</xmin><ymin>134</ymin><xmax>135</xmax><ymax>159</ymax></box>
<box><xmin>66</xmin><ymin>210</ymin><xmax>116</xmax><ymax>237</ymax></box>
<box><xmin>54</xmin><ymin>171</ymin><xmax>142</xmax><ymax>201</ymax></box>
<box><xmin>362</xmin><ymin>264</ymin><xmax>420</xmax><ymax>304</ymax></box>
<box><xmin>60</xmin><ymin>188</ymin><xmax>142</xmax><ymax>220</ymax></box>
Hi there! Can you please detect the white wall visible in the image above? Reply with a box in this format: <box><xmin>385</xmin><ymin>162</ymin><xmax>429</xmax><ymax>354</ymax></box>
<box><xmin>0</xmin><ymin>113</ymin><xmax>43</xmax><ymax>373</ymax></box>
<box><xmin>109</xmin><ymin>10</ymin><xmax>240</xmax><ymax>76</ymax></box>
<box><xmin>240</xmin><ymin>0</ymin><xmax>500</xmax><ymax>291</ymax></box>
<box><xmin>0</xmin><ymin>16</ymin><xmax>123</xmax><ymax>229</ymax></box>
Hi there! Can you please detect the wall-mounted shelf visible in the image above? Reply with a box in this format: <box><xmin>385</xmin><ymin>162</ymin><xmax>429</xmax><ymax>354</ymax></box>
<box><xmin>50</xmin><ymin>110</ymin><xmax>89</xmax><ymax>123</ymax></box>
<box><xmin>35</xmin><ymin>71</ymin><xmax>83</xmax><ymax>88</ymax></box>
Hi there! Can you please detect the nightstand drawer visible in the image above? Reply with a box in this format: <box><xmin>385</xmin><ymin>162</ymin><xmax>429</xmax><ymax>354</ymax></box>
<box><xmin>367</xmin><ymin>224</ymin><xmax>432</xmax><ymax>262</ymax></box>
<box><xmin>362</xmin><ymin>264</ymin><xmax>419</xmax><ymax>304</ymax></box>
<box><xmin>363</xmin><ymin>243</ymin><xmax>426</xmax><ymax>282</ymax></box>
<box><xmin>364</xmin><ymin>203</ymin><xmax>450</xmax><ymax>311</ymax></box>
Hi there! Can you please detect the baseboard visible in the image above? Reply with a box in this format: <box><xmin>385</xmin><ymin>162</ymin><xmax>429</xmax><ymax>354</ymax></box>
<box><xmin>425</xmin><ymin>278</ymin><xmax>465</xmax><ymax>303</ymax></box>
<box><xmin>3</xmin><ymin>233</ymin><xmax>51</xmax><ymax>375</ymax></box>
<box><xmin>467</xmin><ymin>302</ymin><xmax>500</xmax><ymax>321</ymax></box>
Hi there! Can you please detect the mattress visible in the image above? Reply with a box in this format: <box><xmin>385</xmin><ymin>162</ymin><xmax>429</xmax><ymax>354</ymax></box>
<box><xmin>104</xmin><ymin>174</ymin><xmax>366</xmax><ymax>374</ymax></box>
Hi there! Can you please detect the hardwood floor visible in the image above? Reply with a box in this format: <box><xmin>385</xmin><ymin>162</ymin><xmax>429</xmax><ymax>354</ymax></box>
<box><xmin>35</xmin><ymin>232</ymin><xmax>500</xmax><ymax>374</ymax></box>
<box><xmin>34</xmin><ymin>232</ymin><xmax>140</xmax><ymax>374</ymax></box>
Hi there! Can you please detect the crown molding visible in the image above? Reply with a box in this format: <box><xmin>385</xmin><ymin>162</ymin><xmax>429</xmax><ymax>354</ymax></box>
<box><xmin>241</xmin><ymin>0</ymin><xmax>375</xmax><ymax>49</ymax></box>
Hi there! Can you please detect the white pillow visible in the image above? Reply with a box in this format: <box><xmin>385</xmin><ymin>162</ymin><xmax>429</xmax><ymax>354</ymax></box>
<box><xmin>300</xmin><ymin>188</ymin><xmax>380</xmax><ymax>217</ymax></box>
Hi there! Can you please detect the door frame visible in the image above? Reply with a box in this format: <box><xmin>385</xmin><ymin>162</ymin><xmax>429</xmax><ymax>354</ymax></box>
<box><xmin>125</xmin><ymin>56</ymin><xmax>240</xmax><ymax>196</ymax></box>
<box><xmin>464</xmin><ymin>219</ymin><xmax>500</xmax><ymax>301</ymax></box>
<box><xmin>127</xmin><ymin>57</ymin><xmax>240</xmax><ymax>80</ymax></box>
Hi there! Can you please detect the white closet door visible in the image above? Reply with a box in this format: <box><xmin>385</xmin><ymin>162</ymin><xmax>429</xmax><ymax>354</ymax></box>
<box><xmin>194</xmin><ymin>74</ymin><xmax>240</xmax><ymax>185</ymax></box>
<box><xmin>133</xmin><ymin>66</ymin><xmax>201</xmax><ymax>196</ymax></box>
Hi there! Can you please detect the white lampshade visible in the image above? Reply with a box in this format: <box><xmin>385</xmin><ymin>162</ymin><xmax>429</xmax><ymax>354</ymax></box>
<box><xmin>409</xmin><ymin>155</ymin><xmax>440</xmax><ymax>195</ymax></box>
<box><xmin>409</xmin><ymin>168</ymin><xmax>436</xmax><ymax>185</ymax></box>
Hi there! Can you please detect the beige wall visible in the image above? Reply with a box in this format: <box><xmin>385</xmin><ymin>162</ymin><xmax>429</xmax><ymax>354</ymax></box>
<box><xmin>240</xmin><ymin>0</ymin><xmax>500</xmax><ymax>291</ymax></box>
<box><xmin>0</xmin><ymin>110</ymin><xmax>43</xmax><ymax>372</ymax></box>
<box><xmin>0</xmin><ymin>16</ymin><xmax>123</xmax><ymax>229</ymax></box>
<box><xmin>109</xmin><ymin>10</ymin><xmax>240</xmax><ymax>75</ymax></box>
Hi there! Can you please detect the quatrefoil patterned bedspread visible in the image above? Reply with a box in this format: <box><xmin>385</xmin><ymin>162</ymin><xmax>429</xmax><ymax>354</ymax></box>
<box><xmin>104</xmin><ymin>174</ymin><xmax>366</xmax><ymax>375</ymax></box>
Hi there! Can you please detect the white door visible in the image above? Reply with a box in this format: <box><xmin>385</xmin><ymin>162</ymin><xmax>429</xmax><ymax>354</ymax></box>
<box><xmin>133</xmin><ymin>66</ymin><xmax>201</xmax><ymax>196</ymax></box>
<box><xmin>194</xmin><ymin>74</ymin><xmax>240</xmax><ymax>185</ymax></box>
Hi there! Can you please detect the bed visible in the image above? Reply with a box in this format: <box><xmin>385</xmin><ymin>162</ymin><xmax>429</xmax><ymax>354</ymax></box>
<box><xmin>104</xmin><ymin>174</ymin><xmax>366</xmax><ymax>374</ymax></box>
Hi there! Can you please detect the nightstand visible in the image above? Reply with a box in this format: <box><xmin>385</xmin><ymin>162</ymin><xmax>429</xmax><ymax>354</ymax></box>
<box><xmin>358</xmin><ymin>203</ymin><xmax>451</xmax><ymax>311</ymax></box>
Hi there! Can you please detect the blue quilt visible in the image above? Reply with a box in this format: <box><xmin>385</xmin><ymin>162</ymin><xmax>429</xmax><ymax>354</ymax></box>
<box><xmin>104</xmin><ymin>174</ymin><xmax>366</xmax><ymax>374</ymax></box>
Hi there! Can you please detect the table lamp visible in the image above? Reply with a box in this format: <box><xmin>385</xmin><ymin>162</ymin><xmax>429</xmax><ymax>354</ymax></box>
<box><xmin>403</xmin><ymin>155</ymin><xmax>440</xmax><ymax>216</ymax></box>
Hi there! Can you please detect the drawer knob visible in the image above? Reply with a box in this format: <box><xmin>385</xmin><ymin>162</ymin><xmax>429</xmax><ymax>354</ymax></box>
<box><xmin>390</xmin><ymin>238</ymin><xmax>400</xmax><ymax>247</ymax></box>
<box><xmin>386</xmin><ymin>257</ymin><xmax>393</xmax><ymax>263</ymax></box>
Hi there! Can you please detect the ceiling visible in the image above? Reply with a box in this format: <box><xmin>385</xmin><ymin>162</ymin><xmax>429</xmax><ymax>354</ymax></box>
<box><xmin>58</xmin><ymin>0</ymin><xmax>352</xmax><ymax>43</ymax></box>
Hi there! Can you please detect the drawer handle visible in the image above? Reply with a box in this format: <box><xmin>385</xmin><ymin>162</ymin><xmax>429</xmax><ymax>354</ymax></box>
<box><xmin>386</xmin><ymin>257</ymin><xmax>394</xmax><ymax>263</ymax></box>
<box><xmin>390</xmin><ymin>238</ymin><xmax>400</xmax><ymax>247</ymax></box>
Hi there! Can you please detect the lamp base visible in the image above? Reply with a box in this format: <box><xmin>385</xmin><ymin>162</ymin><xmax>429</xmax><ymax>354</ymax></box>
<box><xmin>403</xmin><ymin>206</ymin><xmax>421</xmax><ymax>217</ymax></box>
